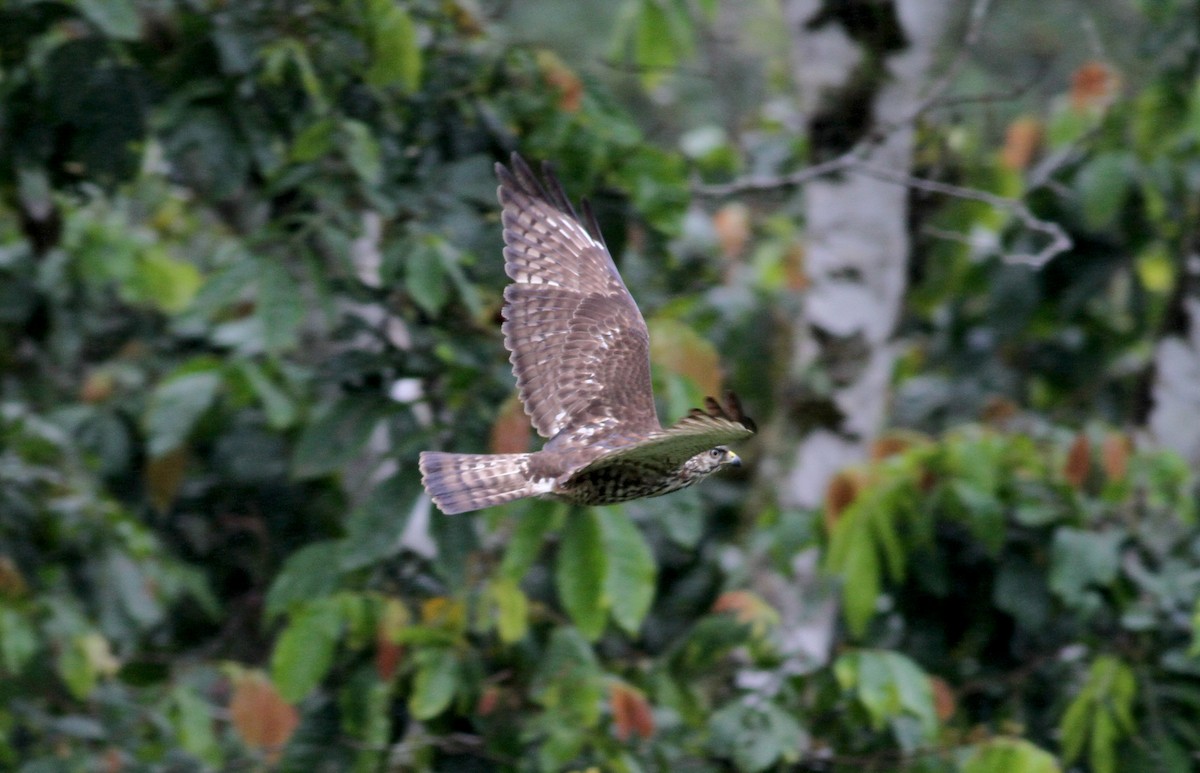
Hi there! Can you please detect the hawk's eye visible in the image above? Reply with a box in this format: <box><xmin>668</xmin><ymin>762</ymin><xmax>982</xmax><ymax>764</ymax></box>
<box><xmin>709</xmin><ymin>448</ymin><xmax>723</xmax><ymax>459</ymax></box>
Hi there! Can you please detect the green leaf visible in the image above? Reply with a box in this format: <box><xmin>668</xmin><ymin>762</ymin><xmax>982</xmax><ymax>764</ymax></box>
<box><xmin>292</xmin><ymin>397</ymin><xmax>388</xmax><ymax>478</ymax></box>
<box><xmin>490</xmin><ymin>576</ymin><xmax>529</xmax><ymax>643</ymax></box>
<box><xmin>556</xmin><ymin>510</ymin><xmax>608</xmax><ymax>640</ymax></box>
<box><xmin>340</xmin><ymin>473</ymin><xmax>419</xmax><ymax>570</ymax></box>
<box><xmin>238</xmin><ymin>362</ymin><xmax>297</xmax><ymax>430</ymax></box>
<box><xmin>408</xmin><ymin>648</ymin><xmax>459</xmax><ymax>720</ymax></box>
<box><xmin>0</xmin><ymin>608</ymin><xmax>38</xmax><ymax>675</ymax></box>
<box><xmin>1075</xmin><ymin>152</ymin><xmax>1133</xmax><ymax>231</ymax></box>
<box><xmin>530</xmin><ymin>628</ymin><xmax>601</xmax><ymax>725</ymax></box>
<box><xmin>598</xmin><ymin>507</ymin><xmax>656</xmax><ymax>635</ymax></box>
<box><xmin>500</xmin><ymin>500</ymin><xmax>560</xmax><ymax>580</ymax></box>
<box><xmin>405</xmin><ymin>238</ymin><xmax>449</xmax><ymax>316</ymax></box>
<box><xmin>834</xmin><ymin>650</ymin><xmax>937</xmax><ymax>747</ymax></box>
<box><xmin>709</xmin><ymin>701</ymin><xmax>807</xmax><ymax>772</ymax></box>
<box><xmin>962</xmin><ymin>738</ymin><xmax>1062</xmax><ymax>773</ymax></box>
<box><xmin>265</xmin><ymin>541</ymin><xmax>343</xmax><ymax>618</ymax></box>
<box><xmin>172</xmin><ymin>685</ymin><xmax>221</xmax><ymax>765</ymax></box>
<box><xmin>129</xmin><ymin>250</ymin><xmax>203</xmax><ymax>312</ymax></box>
<box><xmin>1049</xmin><ymin>529</ymin><xmax>1123</xmax><ymax>607</ymax></box>
<box><xmin>343</xmin><ymin>120</ymin><xmax>382</xmax><ymax>185</ymax></box>
<box><xmin>257</xmin><ymin>260</ymin><xmax>304</xmax><ymax>353</ymax></box>
<box><xmin>825</xmin><ymin>502</ymin><xmax>882</xmax><ymax>639</ymax></box>
<box><xmin>365</xmin><ymin>0</ymin><xmax>422</xmax><ymax>91</ymax></box>
<box><xmin>291</xmin><ymin>118</ymin><xmax>336</xmax><ymax>162</ymax></box>
<box><xmin>77</xmin><ymin>0</ymin><xmax>140</xmax><ymax>39</ymax></box>
<box><xmin>144</xmin><ymin>370</ymin><xmax>222</xmax><ymax>457</ymax></box>
<box><xmin>271</xmin><ymin>598</ymin><xmax>343</xmax><ymax>702</ymax></box>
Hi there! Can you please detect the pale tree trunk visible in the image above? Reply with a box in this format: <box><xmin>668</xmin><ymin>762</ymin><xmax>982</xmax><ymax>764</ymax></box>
<box><xmin>752</xmin><ymin>0</ymin><xmax>954</xmax><ymax>669</ymax></box>
<box><xmin>1144</xmin><ymin>253</ymin><xmax>1200</xmax><ymax>466</ymax></box>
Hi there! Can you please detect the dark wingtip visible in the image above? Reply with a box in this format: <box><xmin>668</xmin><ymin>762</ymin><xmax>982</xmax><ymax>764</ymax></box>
<box><xmin>700</xmin><ymin>391</ymin><xmax>757</xmax><ymax>433</ymax></box>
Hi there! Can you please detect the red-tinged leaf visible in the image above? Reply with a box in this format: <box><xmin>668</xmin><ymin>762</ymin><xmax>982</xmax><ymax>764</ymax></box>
<box><xmin>930</xmin><ymin>676</ymin><xmax>957</xmax><ymax>722</ymax></box>
<box><xmin>1000</xmin><ymin>117</ymin><xmax>1043</xmax><ymax>171</ymax></box>
<box><xmin>712</xmin><ymin>202</ymin><xmax>750</xmax><ymax>259</ymax></box>
<box><xmin>713</xmin><ymin>590</ymin><xmax>778</xmax><ymax>636</ymax></box>
<box><xmin>476</xmin><ymin>685</ymin><xmax>501</xmax><ymax>717</ymax></box>
<box><xmin>80</xmin><ymin>370</ymin><xmax>115</xmax><ymax>403</ymax></box>
<box><xmin>0</xmin><ymin>555</ymin><xmax>29</xmax><ymax>599</ymax></box>
<box><xmin>1101</xmin><ymin>433</ymin><xmax>1131</xmax><ymax>482</ymax></box>
<box><xmin>490</xmin><ymin>394</ymin><xmax>532</xmax><ymax>455</ymax></box>
<box><xmin>980</xmin><ymin>395</ymin><xmax>1019</xmax><ymax>425</ymax></box>
<box><xmin>228</xmin><ymin>671</ymin><xmax>298</xmax><ymax>763</ymax></box>
<box><xmin>1063</xmin><ymin>434</ymin><xmax>1091</xmax><ymax>489</ymax></box>
<box><xmin>1071</xmin><ymin>61</ymin><xmax>1121</xmax><ymax>113</ymax></box>
<box><xmin>870</xmin><ymin>431</ymin><xmax>925</xmax><ymax>461</ymax></box>
<box><xmin>783</xmin><ymin>242</ymin><xmax>810</xmax><ymax>291</ymax></box>
<box><xmin>824</xmin><ymin>468</ymin><xmax>867</xmax><ymax>533</ymax></box>
<box><xmin>420</xmin><ymin>597</ymin><xmax>466</xmax><ymax>632</ymax></box>
<box><xmin>374</xmin><ymin>634</ymin><xmax>404</xmax><ymax>682</ymax></box>
<box><xmin>609</xmin><ymin>681</ymin><xmax>655</xmax><ymax>741</ymax></box>
<box><xmin>144</xmin><ymin>446</ymin><xmax>188</xmax><ymax>514</ymax></box>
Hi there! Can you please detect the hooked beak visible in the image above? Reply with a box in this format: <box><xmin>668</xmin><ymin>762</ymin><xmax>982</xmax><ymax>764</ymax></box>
<box><xmin>726</xmin><ymin>450</ymin><xmax>741</xmax><ymax>467</ymax></box>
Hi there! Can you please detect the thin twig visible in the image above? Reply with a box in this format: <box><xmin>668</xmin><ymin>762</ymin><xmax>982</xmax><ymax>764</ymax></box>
<box><xmin>898</xmin><ymin>0</ymin><xmax>996</xmax><ymax>131</ymax></box>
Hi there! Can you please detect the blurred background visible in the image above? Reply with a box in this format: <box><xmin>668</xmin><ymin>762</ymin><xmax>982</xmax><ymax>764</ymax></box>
<box><xmin>2</xmin><ymin>0</ymin><xmax>1199</xmax><ymax>770</ymax></box>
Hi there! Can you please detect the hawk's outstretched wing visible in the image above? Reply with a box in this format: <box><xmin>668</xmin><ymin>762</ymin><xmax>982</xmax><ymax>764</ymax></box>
<box><xmin>563</xmin><ymin>393</ymin><xmax>756</xmax><ymax>484</ymax></box>
<box><xmin>497</xmin><ymin>154</ymin><xmax>660</xmax><ymax>446</ymax></box>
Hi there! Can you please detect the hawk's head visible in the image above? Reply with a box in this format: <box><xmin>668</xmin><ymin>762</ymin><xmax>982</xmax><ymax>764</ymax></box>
<box><xmin>682</xmin><ymin>446</ymin><xmax>742</xmax><ymax>479</ymax></box>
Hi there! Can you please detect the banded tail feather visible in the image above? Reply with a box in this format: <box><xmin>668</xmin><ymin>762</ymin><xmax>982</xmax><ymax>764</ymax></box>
<box><xmin>418</xmin><ymin>451</ymin><xmax>541</xmax><ymax>515</ymax></box>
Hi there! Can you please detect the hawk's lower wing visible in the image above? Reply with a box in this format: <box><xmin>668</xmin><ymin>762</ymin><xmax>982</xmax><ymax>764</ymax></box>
<box><xmin>563</xmin><ymin>397</ymin><xmax>755</xmax><ymax>483</ymax></box>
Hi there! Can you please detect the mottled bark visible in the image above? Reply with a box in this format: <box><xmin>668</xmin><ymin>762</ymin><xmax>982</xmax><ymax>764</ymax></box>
<box><xmin>769</xmin><ymin>0</ymin><xmax>953</xmax><ymax>508</ymax></box>
<box><xmin>753</xmin><ymin>0</ymin><xmax>953</xmax><ymax>667</ymax></box>
<box><xmin>1145</xmin><ymin>253</ymin><xmax>1200</xmax><ymax>466</ymax></box>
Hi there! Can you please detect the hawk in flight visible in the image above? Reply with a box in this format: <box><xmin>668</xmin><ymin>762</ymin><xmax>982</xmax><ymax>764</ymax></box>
<box><xmin>420</xmin><ymin>154</ymin><xmax>755</xmax><ymax>514</ymax></box>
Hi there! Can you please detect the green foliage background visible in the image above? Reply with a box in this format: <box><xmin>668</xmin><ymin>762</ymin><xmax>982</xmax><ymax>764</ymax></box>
<box><xmin>2</xmin><ymin>1</ymin><xmax>1200</xmax><ymax>771</ymax></box>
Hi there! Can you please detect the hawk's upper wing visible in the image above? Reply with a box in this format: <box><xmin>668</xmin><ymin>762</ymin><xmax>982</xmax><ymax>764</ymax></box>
<box><xmin>497</xmin><ymin>154</ymin><xmax>660</xmax><ymax>444</ymax></box>
<box><xmin>563</xmin><ymin>394</ymin><xmax>756</xmax><ymax>483</ymax></box>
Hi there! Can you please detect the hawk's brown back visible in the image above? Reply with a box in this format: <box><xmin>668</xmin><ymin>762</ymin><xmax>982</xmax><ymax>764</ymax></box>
<box><xmin>497</xmin><ymin>155</ymin><xmax>660</xmax><ymax>448</ymax></box>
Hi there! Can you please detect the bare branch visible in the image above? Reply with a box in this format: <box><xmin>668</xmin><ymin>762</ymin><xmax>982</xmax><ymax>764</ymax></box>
<box><xmin>692</xmin><ymin>151</ymin><xmax>858</xmax><ymax>197</ymax></box>
<box><xmin>851</xmin><ymin>160</ymin><xmax>1072</xmax><ymax>267</ymax></box>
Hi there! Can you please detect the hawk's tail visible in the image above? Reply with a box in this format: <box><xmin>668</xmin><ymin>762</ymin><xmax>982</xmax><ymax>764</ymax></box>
<box><xmin>419</xmin><ymin>452</ymin><xmax>538</xmax><ymax>515</ymax></box>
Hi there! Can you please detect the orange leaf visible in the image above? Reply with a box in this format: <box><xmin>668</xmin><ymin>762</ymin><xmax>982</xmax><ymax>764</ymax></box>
<box><xmin>713</xmin><ymin>590</ymin><xmax>778</xmax><ymax>635</ymax></box>
<box><xmin>1101</xmin><ymin>432</ymin><xmax>1131</xmax><ymax>482</ymax></box>
<box><xmin>421</xmin><ymin>596</ymin><xmax>466</xmax><ymax>632</ymax></box>
<box><xmin>929</xmin><ymin>676</ymin><xmax>957</xmax><ymax>722</ymax></box>
<box><xmin>1000</xmin><ymin>117</ymin><xmax>1042</xmax><ymax>171</ymax></box>
<box><xmin>648</xmin><ymin>318</ymin><xmax>722</xmax><ymax>398</ymax></box>
<box><xmin>980</xmin><ymin>395</ymin><xmax>1018</xmax><ymax>425</ymax></box>
<box><xmin>228</xmin><ymin>671</ymin><xmax>298</xmax><ymax>763</ymax></box>
<box><xmin>713</xmin><ymin>203</ymin><xmax>751</xmax><ymax>260</ymax></box>
<box><xmin>80</xmin><ymin>370</ymin><xmax>115</xmax><ymax>403</ymax></box>
<box><xmin>490</xmin><ymin>394</ymin><xmax>531</xmax><ymax>455</ymax></box>
<box><xmin>1063</xmin><ymin>433</ymin><xmax>1091</xmax><ymax>489</ymax></box>
<box><xmin>1070</xmin><ymin>61</ymin><xmax>1120</xmax><ymax>113</ymax></box>
<box><xmin>609</xmin><ymin>682</ymin><xmax>655</xmax><ymax>741</ymax></box>
<box><xmin>783</xmin><ymin>242</ymin><xmax>810</xmax><ymax>291</ymax></box>
<box><xmin>824</xmin><ymin>468</ymin><xmax>867</xmax><ymax>532</ymax></box>
<box><xmin>144</xmin><ymin>446</ymin><xmax>188</xmax><ymax>515</ymax></box>
<box><xmin>537</xmin><ymin>51</ymin><xmax>583</xmax><ymax>113</ymax></box>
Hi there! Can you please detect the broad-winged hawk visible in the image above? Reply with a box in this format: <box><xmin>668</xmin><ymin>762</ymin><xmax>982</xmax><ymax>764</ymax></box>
<box><xmin>420</xmin><ymin>154</ymin><xmax>755</xmax><ymax>514</ymax></box>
